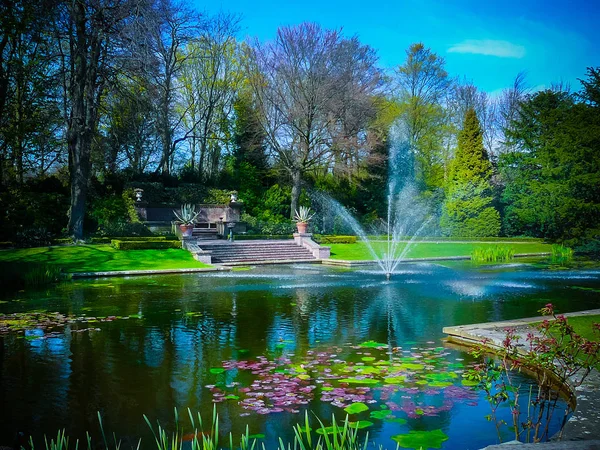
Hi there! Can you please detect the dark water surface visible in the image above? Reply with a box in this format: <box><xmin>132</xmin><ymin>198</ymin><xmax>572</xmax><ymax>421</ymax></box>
<box><xmin>1</xmin><ymin>259</ymin><xmax>600</xmax><ymax>449</ymax></box>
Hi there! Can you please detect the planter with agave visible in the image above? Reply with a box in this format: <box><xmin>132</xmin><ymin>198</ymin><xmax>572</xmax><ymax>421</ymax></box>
<box><xmin>294</xmin><ymin>206</ymin><xmax>315</xmax><ymax>234</ymax></box>
<box><xmin>173</xmin><ymin>204</ymin><xmax>201</xmax><ymax>237</ymax></box>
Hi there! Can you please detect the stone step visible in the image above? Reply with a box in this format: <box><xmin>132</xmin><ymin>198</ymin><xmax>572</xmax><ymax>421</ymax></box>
<box><xmin>213</xmin><ymin>255</ymin><xmax>315</xmax><ymax>263</ymax></box>
<box><xmin>208</xmin><ymin>248</ymin><xmax>313</xmax><ymax>254</ymax></box>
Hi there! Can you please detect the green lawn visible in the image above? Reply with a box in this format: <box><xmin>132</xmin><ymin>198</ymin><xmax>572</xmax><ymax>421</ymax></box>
<box><xmin>328</xmin><ymin>241</ymin><xmax>552</xmax><ymax>260</ymax></box>
<box><xmin>562</xmin><ymin>314</ymin><xmax>600</xmax><ymax>342</ymax></box>
<box><xmin>0</xmin><ymin>244</ymin><xmax>211</xmax><ymax>273</ymax></box>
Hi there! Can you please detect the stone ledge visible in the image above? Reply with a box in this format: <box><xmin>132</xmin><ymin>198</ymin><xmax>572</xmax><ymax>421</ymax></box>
<box><xmin>443</xmin><ymin>309</ymin><xmax>600</xmax><ymax>445</ymax></box>
<box><xmin>71</xmin><ymin>267</ymin><xmax>230</xmax><ymax>278</ymax></box>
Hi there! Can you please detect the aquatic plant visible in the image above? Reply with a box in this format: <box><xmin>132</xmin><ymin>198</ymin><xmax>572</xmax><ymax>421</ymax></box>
<box><xmin>551</xmin><ymin>244</ymin><xmax>573</xmax><ymax>263</ymax></box>
<box><xmin>22</xmin><ymin>263</ymin><xmax>63</xmax><ymax>286</ymax></box>
<box><xmin>471</xmin><ymin>245</ymin><xmax>515</xmax><ymax>262</ymax></box>
<box><xmin>464</xmin><ymin>303</ymin><xmax>600</xmax><ymax>443</ymax></box>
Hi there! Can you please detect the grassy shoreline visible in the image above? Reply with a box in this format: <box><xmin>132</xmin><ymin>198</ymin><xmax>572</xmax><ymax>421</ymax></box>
<box><xmin>0</xmin><ymin>244</ymin><xmax>211</xmax><ymax>273</ymax></box>
<box><xmin>327</xmin><ymin>241</ymin><xmax>552</xmax><ymax>261</ymax></box>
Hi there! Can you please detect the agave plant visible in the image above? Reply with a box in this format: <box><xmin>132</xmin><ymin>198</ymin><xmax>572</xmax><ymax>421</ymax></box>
<box><xmin>173</xmin><ymin>204</ymin><xmax>201</xmax><ymax>225</ymax></box>
<box><xmin>294</xmin><ymin>206</ymin><xmax>315</xmax><ymax>223</ymax></box>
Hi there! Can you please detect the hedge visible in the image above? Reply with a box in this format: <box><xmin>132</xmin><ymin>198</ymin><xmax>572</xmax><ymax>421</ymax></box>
<box><xmin>313</xmin><ymin>235</ymin><xmax>357</xmax><ymax>244</ymax></box>
<box><xmin>111</xmin><ymin>240</ymin><xmax>182</xmax><ymax>250</ymax></box>
<box><xmin>94</xmin><ymin>236</ymin><xmax>178</xmax><ymax>244</ymax></box>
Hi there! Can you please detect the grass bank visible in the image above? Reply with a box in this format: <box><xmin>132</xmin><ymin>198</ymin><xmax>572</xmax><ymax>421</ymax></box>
<box><xmin>0</xmin><ymin>244</ymin><xmax>211</xmax><ymax>274</ymax></box>
<box><xmin>328</xmin><ymin>241</ymin><xmax>552</xmax><ymax>261</ymax></box>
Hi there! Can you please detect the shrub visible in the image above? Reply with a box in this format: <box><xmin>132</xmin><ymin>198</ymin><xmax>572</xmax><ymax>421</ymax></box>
<box><xmin>313</xmin><ymin>235</ymin><xmax>357</xmax><ymax>244</ymax></box>
<box><xmin>111</xmin><ymin>240</ymin><xmax>182</xmax><ymax>250</ymax></box>
<box><xmin>15</xmin><ymin>227</ymin><xmax>53</xmax><ymax>248</ymax></box>
<box><xmin>97</xmin><ymin>222</ymin><xmax>153</xmax><ymax>237</ymax></box>
<box><xmin>471</xmin><ymin>245</ymin><xmax>515</xmax><ymax>262</ymax></box>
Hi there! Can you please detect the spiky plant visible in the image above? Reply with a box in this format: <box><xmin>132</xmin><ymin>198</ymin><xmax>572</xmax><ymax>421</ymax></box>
<box><xmin>294</xmin><ymin>206</ymin><xmax>315</xmax><ymax>223</ymax></box>
<box><xmin>173</xmin><ymin>204</ymin><xmax>201</xmax><ymax>225</ymax></box>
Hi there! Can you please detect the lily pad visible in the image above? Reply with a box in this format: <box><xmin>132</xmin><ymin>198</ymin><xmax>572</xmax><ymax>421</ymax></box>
<box><xmin>385</xmin><ymin>417</ymin><xmax>407</xmax><ymax>424</ymax></box>
<box><xmin>349</xmin><ymin>420</ymin><xmax>373</xmax><ymax>429</ymax></box>
<box><xmin>361</xmin><ymin>356</ymin><xmax>376</xmax><ymax>362</ymax></box>
<box><xmin>344</xmin><ymin>402</ymin><xmax>369</xmax><ymax>415</ymax></box>
<box><xmin>209</xmin><ymin>368</ymin><xmax>225</xmax><ymax>374</ymax></box>
<box><xmin>391</xmin><ymin>429</ymin><xmax>449</xmax><ymax>449</ymax></box>
<box><xmin>370</xmin><ymin>410</ymin><xmax>393</xmax><ymax>420</ymax></box>
<box><xmin>339</xmin><ymin>377</ymin><xmax>380</xmax><ymax>385</ymax></box>
<box><xmin>359</xmin><ymin>340</ymin><xmax>388</xmax><ymax>348</ymax></box>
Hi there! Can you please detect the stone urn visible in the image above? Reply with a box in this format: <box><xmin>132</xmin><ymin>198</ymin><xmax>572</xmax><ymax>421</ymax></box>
<box><xmin>296</xmin><ymin>221</ymin><xmax>308</xmax><ymax>234</ymax></box>
<box><xmin>179</xmin><ymin>224</ymin><xmax>194</xmax><ymax>237</ymax></box>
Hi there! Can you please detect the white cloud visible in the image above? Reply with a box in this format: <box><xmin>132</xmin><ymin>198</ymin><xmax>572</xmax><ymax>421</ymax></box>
<box><xmin>448</xmin><ymin>40</ymin><xmax>526</xmax><ymax>58</ymax></box>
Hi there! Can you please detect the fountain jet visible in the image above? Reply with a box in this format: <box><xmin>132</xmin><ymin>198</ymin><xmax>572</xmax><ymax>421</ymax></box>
<box><xmin>313</xmin><ymin>118</ymin><xmax>434</xmax><ymax>279</ymax></box>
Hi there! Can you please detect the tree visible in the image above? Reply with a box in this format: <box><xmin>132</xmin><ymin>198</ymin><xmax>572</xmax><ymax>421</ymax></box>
<box><xmin>178</xmin><ymin>12</ymin><xmax>242</xmax><ymax>182</ymax></box>
<box><xmin>244</xmin><ymin>23</ymin><xmax>382</xmax><ymax>217</ymax></box>
<box><xmin>394</xmin><ymin>43</ymin><xmax>452</xmax><ymax>190</ymax></box>
<box><xmin>60</xmin><ymin>0</ymin><xmax>138</xmax><ymax>239</ymax></box>
<box><xmin>500</xmin><ymin>70</ymin><xmax>600</xmax><ymax>243</ymax></box>
<box><xmin>147</xmin><ymin>0</ymin><xmax>203</xmax><ymax>175</ymax></box>
<box><xmin>441</xmin><ymin>108</ymin><xmax>500</xmax><ymax>237</ymax></box>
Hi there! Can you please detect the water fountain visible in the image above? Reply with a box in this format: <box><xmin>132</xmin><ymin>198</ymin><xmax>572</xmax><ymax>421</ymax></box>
<box><xmin>316</xmin><ymin>119</ymin><xmax>435</xmax><ymax>279</ymax></box>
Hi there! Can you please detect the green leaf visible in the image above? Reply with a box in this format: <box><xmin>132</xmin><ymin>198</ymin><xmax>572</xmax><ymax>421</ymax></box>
<box><xmin>349</xmin><ymin>420</ymin><xmax>373</xmax><ymax>429</ymax></box>
<box><xmin>209</xmin><ymin>368</ymin><xmax>225</xmax><ymax>374</ymax></box>
<box><xmin>370</xmin><ymin>410</ymin><xmax>393</xmax><ymax>420</ymax></box>
<box><xmin>344</xmin><ymin>402</ymin><xmax>369</xmax><ymax>415</ymax></box>
<box><xmin>391</xmin><ymin>429</ymin><xmax>449</xmax><ymax>449</ymax></box>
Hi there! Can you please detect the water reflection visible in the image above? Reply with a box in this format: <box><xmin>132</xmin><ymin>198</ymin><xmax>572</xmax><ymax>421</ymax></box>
<box><xmin>0</xmin><ymin>261</ymin><xmax>599</xmax><ymax>449</ymax></box>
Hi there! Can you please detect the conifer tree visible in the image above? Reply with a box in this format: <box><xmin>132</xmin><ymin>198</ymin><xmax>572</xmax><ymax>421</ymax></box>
<box><xmin>441</xmin><ymin>108</ymin><xmax>500</xmax><ymax>237</ymax></box>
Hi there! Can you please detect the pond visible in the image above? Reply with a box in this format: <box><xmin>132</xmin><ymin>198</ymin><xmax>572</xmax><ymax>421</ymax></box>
<box><xmin>1</xmin><ymin>259</ymin><xmax>600</xmax><ymax>449</ymax></box>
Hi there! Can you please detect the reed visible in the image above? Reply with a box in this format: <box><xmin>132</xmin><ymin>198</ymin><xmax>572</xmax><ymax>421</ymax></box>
<box><xmin>471</xmin><ymin>245</ymin><xmax>515</xmax><ymax>262</ymax></box>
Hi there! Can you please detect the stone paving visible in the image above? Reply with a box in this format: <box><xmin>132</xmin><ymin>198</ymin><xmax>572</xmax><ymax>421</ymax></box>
<box><xmin>442</xmin><ymin>309</ymin><xmax>600</xmax><ymax>448</ymax></box>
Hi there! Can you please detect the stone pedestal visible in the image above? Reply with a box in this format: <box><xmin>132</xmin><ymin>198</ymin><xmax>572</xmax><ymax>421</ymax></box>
<box><xmin>293</xmin><ymin>233</ymin><xmax>331</xmax><ymax>259</ymax></box>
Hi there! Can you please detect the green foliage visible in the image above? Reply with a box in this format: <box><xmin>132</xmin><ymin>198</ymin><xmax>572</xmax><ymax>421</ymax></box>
<box><xmin>442</xmin><ymin>109</ymin><xmax>500</xmax><ymax>237</ymax></box>
<box><xmin>0</xmin><ymin>176</ymin><xmax>69</xmax><ymax>241</ymax></box>
<box><xmin>500</xmin><ymin>71</ymin><xmax>600</xmax><ymax>243</ymax></box>
<box><xmin>314</xmin><ymin>235</ymin><xmax>357</xmax><ymax>244</ymax></box>
<box><xmin>441</xmin><ymin>182</ymin><xmax>501</xmax><ymax>237</ymax></box>
<box><xmin>471</xmin><ymin>246</ymin><xmax>515</xmax><ymax>262</ymax></box>
<box><xmin>96</xmin><ymin>222</ymin><xmax>153</xmax><ymax>238</ymax></box>
<box><xmin>89</xmin><ymin>195</ymin><xmax>129</xmax><ymax>229</ymax></box>
<box><xmin>203</xmin><ymin>189</ymin><xmax>232</xmax><ymax>205</ymax></box>
<box><xmin>111</xmin><ymin>240</ymin><xmax>182</xmax><ymax>250</ymax></box>
<box><xmin>22</xmin><ymin>264</ymin><xmax>63</xmax><ymax>286</ymax></box>
<box><xmin>551</xmin><ymin>244</ymin><xmax>573</xmax><ymax>263</ymax></box>
<box><xmin>15</xmin><ymin>227</ymin><xmax>53</xmax><ymax>248</ymax></box>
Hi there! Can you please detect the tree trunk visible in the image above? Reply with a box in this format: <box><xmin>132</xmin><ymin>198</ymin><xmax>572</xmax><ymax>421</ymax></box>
<box><xmin>290</xmin><ymin>168</ymin><xmax>301</xmax><ymax>219</ymax></box>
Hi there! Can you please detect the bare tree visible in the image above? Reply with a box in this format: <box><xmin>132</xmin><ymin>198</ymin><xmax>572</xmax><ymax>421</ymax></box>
<box><xmin>394</xmin><ymin>43</ymin><xmax>452</xmax><ymax>187</ymax></box>
<box><xmin>146</xmin><ymin>0</ymin><xmax>203</xmax><ymax>175</ymax></box>
<box><xmin>448</xmin><ymin>79</ymin><xmax>497</xmax><ymax>158</ymax></box>
<box><xmin>179</xmin><ymin>12</ymin><xmax>241</xmax><ymax>182</ymax></box>
<box><xmin>245</xmin><ymin>23</ymin><xmax>382</xmax><ymax>216</ymax></box>
<box><xmin>496</xmin><ymin>71</ymin><xmax>528</xmax><ymax>155</ymax></box>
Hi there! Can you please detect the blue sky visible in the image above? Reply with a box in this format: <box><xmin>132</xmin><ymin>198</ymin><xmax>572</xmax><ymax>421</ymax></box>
<box><xmin>196</xmin><ymin>0</ymin><xmax>599</xmax><ymax>95</ymax></box>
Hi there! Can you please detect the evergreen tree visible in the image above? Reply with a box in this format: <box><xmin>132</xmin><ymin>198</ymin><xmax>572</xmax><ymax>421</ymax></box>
<box><xmin>441</xmin><ymin>108</ymin><xmax>500</xmax><ymax>237</ymax></box>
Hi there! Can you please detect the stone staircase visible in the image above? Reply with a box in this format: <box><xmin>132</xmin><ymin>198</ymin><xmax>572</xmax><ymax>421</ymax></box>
<box><xmin>192</xmin><ymin>227</ymin><xmax>218</xmax><ymax>239</ymax></box>
<box><xmin>198</xmin><ymin>240</ymin><xmax>317</xmax><ymax>265</ymax></box>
